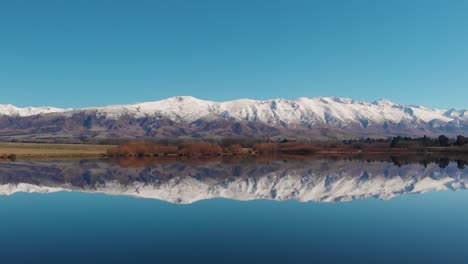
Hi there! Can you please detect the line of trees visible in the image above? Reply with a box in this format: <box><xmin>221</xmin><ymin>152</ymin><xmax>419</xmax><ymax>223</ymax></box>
<box><xmin>107</xmin><ymin>140</ymin><xmax>256</xmax><ymax>157</ymax></box>
<box><xmin>342</xmin><ymin>138</ymin><xmax>391</xmax><ymax>145</ymax></box>
<box><xmin>106</xmin><ymin>139</ymin><xmax>320</xmax><ymax>157</ymax></box>
<box><xmin>389</xmin><ymin>135</ymin><xmax>468</xmax><ymax>148</ymax></box>
<box><xmin>107</xmin><ymin>134</ymin><xmax>468</xmax><ymax>157</ymax></box>
<box><xmin>342</xmin><ymin>135</ymin><xmax>468</xmax><ymax>149</ymax></box>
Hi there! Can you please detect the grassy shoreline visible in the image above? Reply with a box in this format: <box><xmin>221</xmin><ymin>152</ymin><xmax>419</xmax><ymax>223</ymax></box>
<box><xmin>0</xmin><ymin>142</ymin><xmax>112</xmax><ymax>159</ymax></box>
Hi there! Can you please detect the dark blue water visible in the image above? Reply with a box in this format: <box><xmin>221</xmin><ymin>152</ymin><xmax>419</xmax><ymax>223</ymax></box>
<box><xmin>1</xmin><ymin>190</ymin><xmax>468</xmax><ymax>264</ymax></box>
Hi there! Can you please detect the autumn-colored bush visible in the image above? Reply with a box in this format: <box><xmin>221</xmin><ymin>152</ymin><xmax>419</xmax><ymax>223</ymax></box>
<box><xmin>107</xmin><ymin>141</ymin><xmax>161</xmax><ymax>157</ymax></box>
<box><xmin>222</xmin><ymin>144</ymin><xmax>243</xmax><ymax>154</ymax></box>
<box><xmin>178</xmin><ymin>142</ymin><xmax>223</xmax><ymax>155</ymax></box>
<box><xmin>277</xmin><ymin>142</ymin><xmax>318</xmax><ymax>154</ymax></box>
<box><xmin>253</xmin><ymin>142</ymin><xmax>318</xmax><ymax>154</ymax></box>
<box><xmin>107</xmin><ymin>141</ymin><xmax>224</xmax><ymax>157</ymax></box>
<box><xmin>0</xmin><ymin>153</ymin><xmax>16</xmax><ymax>161</ymax></box>
<box><xmin>107</xmin><ymin>140</ymin><xmax>322</xmax><ymax>157</ymax></box>
<box><xmin>254</xmin><ymin>143</ymin><xmax>279</xmax><ymax>154</ymax></box>
<box><xmin>153</xmin><ymin>144</ymin><xmax>179</xmax><ymax>154</ymax></box>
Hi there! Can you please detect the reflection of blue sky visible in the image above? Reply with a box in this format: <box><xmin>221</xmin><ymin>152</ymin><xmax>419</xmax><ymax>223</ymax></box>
<box><xmin>1</xmin><ymin>190</ymin><xmax>468</xmax><ymax>263</ymax></box>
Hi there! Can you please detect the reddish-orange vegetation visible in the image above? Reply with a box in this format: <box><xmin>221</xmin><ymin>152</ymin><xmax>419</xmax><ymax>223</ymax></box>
<box><xmin>177</xmin><ymin>142</ymin><xmax>223</xmax><ymax>156</ymax></box>
<box><xmin>104</xmin><ymin>139</ymin><xmax>468</xmax><ymax>168</ymax></box>
<box><xmin>109</xmin><ymin>151</ymin><xmax>452</xmax><ymax>168</ymax></box>
<box><xmin>0</xmin><ymin>153</ymin><xmax>16</xmax><ymax>161</ymax></box>
<box><xmin>107</xmin><ymin>142</ymin><xmax>179</xmax><ymax>157</ymax></box>
<box><xmin>107</xmin><ymin>141</ymin><xmax>228</xmax><ymax>157</ymax></box>
<box><xmin>255</xmin><ymin>142</ymin><xmax>319</xmax><ymax>155</ymax></box>
<box><xmin>106</xmin><ymin>139</ymin><xmax>429</xmax><ymax>159</ymax></box>
<box><xmin>107</xmin><ymin>140</ymin><xmax>257</xmax><ymax>157</ymax></box>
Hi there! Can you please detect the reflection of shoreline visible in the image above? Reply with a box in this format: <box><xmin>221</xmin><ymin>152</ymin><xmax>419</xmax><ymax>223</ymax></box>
<box><xmin>109</xmin><ymin>153</ymin><xmax>467</xmax><ymax>170</ymax></box>
<box><xmin>0</xmin><ymin>159</ymin><xmax>467</xmax><ymax>203</ymax></box>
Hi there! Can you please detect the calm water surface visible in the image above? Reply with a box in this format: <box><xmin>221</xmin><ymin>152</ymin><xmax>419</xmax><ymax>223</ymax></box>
<box><xmin>0</xmin><ymin>159</ymin><xmax>467</xmax><ymax>264</ymax></box>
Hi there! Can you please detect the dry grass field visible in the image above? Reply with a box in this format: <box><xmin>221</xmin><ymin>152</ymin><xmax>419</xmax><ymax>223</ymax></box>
<box><xmin>0</xmin><ymin>142</ymin><xmax>114</xmax><ymax>159</ymax></box>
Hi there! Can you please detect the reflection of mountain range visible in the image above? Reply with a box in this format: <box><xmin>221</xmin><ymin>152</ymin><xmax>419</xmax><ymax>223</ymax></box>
<box><xmin>0</xmin><ymin>159</ymin><xmax>467</xmax><ymax>203</ymax></box>
<box><xmin>1</xmin><ymin>96</ymin><xmax>467</xmax><ymax>141</ymax></box>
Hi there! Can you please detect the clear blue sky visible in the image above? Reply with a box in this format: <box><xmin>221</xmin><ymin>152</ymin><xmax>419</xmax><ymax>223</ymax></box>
<box><xmin>1</xmin><ymin>0</ymin><xmax>467</xmax><ymax>109</ymax></box>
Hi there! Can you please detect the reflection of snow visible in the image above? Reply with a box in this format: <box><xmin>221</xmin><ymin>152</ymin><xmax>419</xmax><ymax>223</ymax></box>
<box><xmin>0</xmin><ymin>160</ymin><xmax>467</xmax><ymax>204</ymax></box>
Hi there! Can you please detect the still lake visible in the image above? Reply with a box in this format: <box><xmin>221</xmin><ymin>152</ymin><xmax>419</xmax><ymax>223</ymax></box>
<box><xmin>0</xmin><ymin>158</ymin><xmax>467</xmax><ymax>264</ymax></box>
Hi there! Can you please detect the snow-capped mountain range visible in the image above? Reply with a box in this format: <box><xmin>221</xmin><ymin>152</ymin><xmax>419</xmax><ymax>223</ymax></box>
<box><xmin>0</xmin><ymin>96</ymin><xmax>466</xmax><ymax>141</ymax></box>
<box><xmin>1</xmin><ymin>96</ymin><xmax>466</xmax><ymax>123</ymax></box>
<box><xmin>0</xmin><ymin>159</ymin><xmax>466</xmax><ymax>203</ymax></box>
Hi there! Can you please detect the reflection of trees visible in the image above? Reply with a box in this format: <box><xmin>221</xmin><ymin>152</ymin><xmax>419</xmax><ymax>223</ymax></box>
<box><xmin>458</xmin><ymin>160</ymin><xmax>466</xmax><ymax>170</ymax></box>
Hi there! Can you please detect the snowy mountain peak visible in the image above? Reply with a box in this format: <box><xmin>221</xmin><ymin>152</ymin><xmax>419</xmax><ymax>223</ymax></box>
<box><xmin>320</xmin><ymin>96</ymin><xmax>356</xmax><ymax>104</ymax></box>
<box><xmin>444</xmin><ymin>108</ymin><xmax>467</xmax><ymax>119</ymax></box>
<box><xmin>373</xmin><ymin>98</ymin><xmax>396</xmax><ymax>106</ymax></box>
<box><xmin>0</xmin><ymin>104</ymin><xmax>66</xmax><ymax>117</ymax></box>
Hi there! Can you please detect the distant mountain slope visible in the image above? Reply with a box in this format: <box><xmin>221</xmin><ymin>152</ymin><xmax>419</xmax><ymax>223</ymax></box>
<box><xmin>0</xmin><ymin>96</ymin><xmax>466</xmax><ymax>141</ymax></box>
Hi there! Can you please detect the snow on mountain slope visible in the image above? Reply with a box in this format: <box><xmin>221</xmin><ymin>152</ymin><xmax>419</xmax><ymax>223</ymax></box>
<box><xmin>0</xmin><ymin>104</ymin><xmax>66</xmax><ymax>117</ymax></box>
<box><xmin>0</xmin><ymin>183</ymin><xmax>64</xmax><ymax>196</ymax></box>
<box><xmin>1</xmin><ymin>96</ymin><xmax>466</xmax><ymax>128</ymax></box>
<box><xmin>444</xmin><ymin>108</ymin><xmax>467</xmax><ymax>119</ymax></box>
